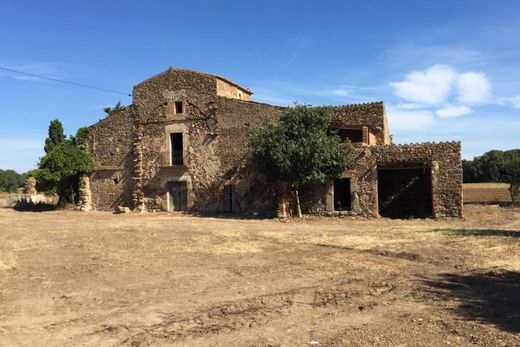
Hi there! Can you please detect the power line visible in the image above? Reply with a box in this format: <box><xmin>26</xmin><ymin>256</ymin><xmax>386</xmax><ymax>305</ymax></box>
<box><xmin>0</xmin><ymin>66</ymin><xmax>132</xmax><ymax>97</ymax></box>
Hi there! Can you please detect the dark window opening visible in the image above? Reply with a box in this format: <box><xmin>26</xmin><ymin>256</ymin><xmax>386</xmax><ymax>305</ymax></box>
<box><xmin>377</xmin><ymin>166</ymin><xmax>432</xmax><ymax>219</ymax></box>
<box><xmin>174</xmin><ymin>101</ymin><xmax>183</xmax><ymax>114</ymax></box>
<box><xmin>168</xmin><ymin>181</ymin><xmax>188</xmax><ymax>211</ymax></box>
<box><xmin>337</xmin><ymin>128</ymin><xmax>363</xmax><ymax>143</ymax></box>
<box><xmin>223</xmin><ymin>185</ymin><xmax>235</xmax><ymax>212</ymax></box>
<box><xmin>334</xmin><ymin>178</ymin><xmax>351</xmax><ymax>211</ymax></box>
<box><xmin>170</xmin><ymin>133</ymin><xmax>183</xmax><ymax>165</ymax></box>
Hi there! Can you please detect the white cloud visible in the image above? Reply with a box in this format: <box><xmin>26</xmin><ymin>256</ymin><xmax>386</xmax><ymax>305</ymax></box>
<box><xmin>509</xmin><ymin>96</ymin><xmax>520</xmax><ymax>108</ymax></box>
<box><xmin>390</xmin><ymin>64</ymin><xmax>492</xmax><ymax>108</ymax></box>
<box><xmin>333</xmin><ymin>87</ymin><xmax>349</xmax><ymax>97</ymax></box>
<box><xmin>386</xmin><ymin>106</ymin><xmax>435</xmax><ymax>131</ymax></box>
<box><xmin>396</xmin><ymin>103</ymin><xmax>424</xmax><ymax>110</ymax></box>
<box><xmin>435</xmin><ymin>105</ymin><xmax>472</xmax><ymax>118</ymax></box>
<box><xmin>456</xmin><ymin>72</ymin><xmax>490</xmax><ymax>104</ymax></box>
<box><xmin>390</xmin><ymin>65</ymin><xmax>456</xmax><ymax>105</ymax></box>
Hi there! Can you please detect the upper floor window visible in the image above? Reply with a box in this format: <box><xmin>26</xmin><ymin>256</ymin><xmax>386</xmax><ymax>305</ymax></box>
<box><xmin>166</xmin><ymin>100</ymin><xmax>185</xmax><ymax>117</ymax></box>
<box><xmin>174</xmin><ymin>101</ymin><xmax>183</xmax><ymax>114</ymax></box>
<box><xmin>170</xmin><ymin>132</ymin><xmax>183</xmax><ymax>165</ymax></box>
<box><xmin>338</xmin><ymin>128</ymin><xmax>363</xmax><ymax>143</ymax></box>
<box><xmin>332</xmin><ymin>126</ymin><xmax>370</xmax><ymax>144</ymax></box>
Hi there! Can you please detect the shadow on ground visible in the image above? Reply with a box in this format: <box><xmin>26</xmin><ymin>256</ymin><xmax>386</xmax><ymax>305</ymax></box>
<box><xmin>428</xmin><ymin>228</ymin><xmax>520</xmax><ymax>238</ymax></box>
<box><xmin>13</xmin><ymin>204</ymin><xmax>57</xmax><ymax>212</ymax></box>
<box><xmin>422</xmin><ymin>271</ymin><xmax>520</xmax><ymax>333</ymax></box>
<box><xmin>187</xmin><ymin>211</ymin><xmax>275</xmax><ymax>220</ymax></box>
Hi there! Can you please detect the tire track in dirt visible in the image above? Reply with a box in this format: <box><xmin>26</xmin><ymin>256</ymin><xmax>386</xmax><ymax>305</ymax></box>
<box><xmin>94</xmin><ymin>277</ymin><xmax>402</xmax><ymax>345</ymax></box>
<box><xmin>114</xmin><ymin>292</ymin><xmax>295</xmax><ymax>345</ymax></box>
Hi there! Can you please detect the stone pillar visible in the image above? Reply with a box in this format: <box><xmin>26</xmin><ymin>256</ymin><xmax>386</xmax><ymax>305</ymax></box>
<box><xmin>78</xmin><ymin>174</ymin><xmax>92</xmax><ymax>211</ymax></box>
<box><xmin>132</xmin><ymin>126</ymin><xmax>146</xmax><ymax>212</ymax></box>
<box><xmin>325</xmin><ymin>180</ymin><xmax>334</xmax><ymax>212</ymax></box>
<box><xmin>350</xmin><ymin>191</ymin><xmax>359</xmax><ymax>213</ymax></box>
<box><xmin>22</xmin><ymin>177</ymin><xmax>37</xmax><ymax>195</ymax></box>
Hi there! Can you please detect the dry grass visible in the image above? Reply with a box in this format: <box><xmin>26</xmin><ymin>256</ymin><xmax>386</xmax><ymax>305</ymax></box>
<box><xmin>463</xmin><ymin>182</ymin><xmax>511</xmax><ymax>203</ymax></box>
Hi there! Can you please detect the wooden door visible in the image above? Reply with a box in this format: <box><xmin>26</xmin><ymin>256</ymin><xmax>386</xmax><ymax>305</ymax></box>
<box><xmin>169</xmin><ymin>181</ymin><xmax>188</xmax><ymax>211</ymax></box>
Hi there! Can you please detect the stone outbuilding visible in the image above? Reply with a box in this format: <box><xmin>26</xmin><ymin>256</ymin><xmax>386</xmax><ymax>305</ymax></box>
<box><xmin>86</xmin><ymin>68</ymin><xmax>463</xmax><ymax>218</ymax></box>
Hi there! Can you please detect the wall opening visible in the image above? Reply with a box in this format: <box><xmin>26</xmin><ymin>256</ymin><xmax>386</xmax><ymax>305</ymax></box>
<box><xmin>377</xmin><ymin>165</ymin><xmax>432</xmax><ymax>219</ymax></box>
<box><xmin>174</xmin><ymin>101</ymin><xmax>183</xmax><ymax>114</ymax></box>
<box><xmin>336</xmin><ymin>128</ymin><xmax>363</xmax><ymax>143</ymax></box>
<box><xmin>334</xmin><ymin>178</ymin><xmax>351</xmax><ymax>211</ymax></box>
<box><xmin>223</xmin><ymin>184</ymin><xmax>236</xmax><ymax>212</ymax></box>
<box><xmin>168</xmin><ymin>181</ymin><xmax>188</xmax><ymax>211</ymax></box>
<box><xmin>170</xmin><ymin>132</ymin><xmax>183</xmax><ymax>165</ymax></box>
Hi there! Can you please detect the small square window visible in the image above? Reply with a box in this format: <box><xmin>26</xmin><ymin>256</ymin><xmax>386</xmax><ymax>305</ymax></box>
<box><xmin>174</xmin><ymin>101</ymin><xmax>183</xmax><ymax>114</ymax></box>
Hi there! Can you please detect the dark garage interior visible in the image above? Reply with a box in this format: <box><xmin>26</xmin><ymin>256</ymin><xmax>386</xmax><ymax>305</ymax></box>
<box><xmin>377</xmin><ymin>165</ymin><xmax>433</xmax><ymax>218</ymax></box>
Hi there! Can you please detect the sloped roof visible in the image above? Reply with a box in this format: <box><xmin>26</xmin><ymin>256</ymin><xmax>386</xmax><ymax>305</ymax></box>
<box><xmin>135</xmin><ymin>67</ymin><xmax>252</xmax><ymax>94</ymax></box>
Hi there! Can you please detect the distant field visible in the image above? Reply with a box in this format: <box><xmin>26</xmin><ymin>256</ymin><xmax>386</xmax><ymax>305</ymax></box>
<box><xmin>463</xmin><ymin>182</ymin><xmax>511</xmax><ymax>204</ymax></box>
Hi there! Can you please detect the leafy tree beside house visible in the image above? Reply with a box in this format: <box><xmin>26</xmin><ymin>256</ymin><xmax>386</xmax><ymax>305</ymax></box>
<box><xmin>34</xmin><ymin>120</ymin><xmax>93</xmax><ymax>207</ymax></box>
<box><xmin>249</xmin><ymin>105</ymin><xmax>353</xmax><ymax>217</ymax></box>
<box><xmin>44</xmin><ymin>119</ymin><xmax>66</xmax><ymax>153</ymax></box>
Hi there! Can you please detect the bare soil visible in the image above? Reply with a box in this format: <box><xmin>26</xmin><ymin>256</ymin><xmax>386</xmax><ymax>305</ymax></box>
<box><xmin>0</xmin><ymin>205</ymin><xmax>519</xmax><ymax>346</ymax></box>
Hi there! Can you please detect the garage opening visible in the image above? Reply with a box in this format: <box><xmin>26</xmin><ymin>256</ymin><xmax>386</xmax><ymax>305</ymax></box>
<box><xmin>334</xmin><ymin>178</ymin><xmax>351</xmax><ymax>211</ymax></box>
<box><xmin>377</xmin><ymin>165</ymin><xmax>432</xmax><ymax>218</ymax></box>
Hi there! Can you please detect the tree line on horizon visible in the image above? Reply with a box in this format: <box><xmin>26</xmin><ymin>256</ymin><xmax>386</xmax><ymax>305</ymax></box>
<box><xmin>463</xmin><ymin>149</ymin><xmax>520</xmax><ymax>204</ymax></box>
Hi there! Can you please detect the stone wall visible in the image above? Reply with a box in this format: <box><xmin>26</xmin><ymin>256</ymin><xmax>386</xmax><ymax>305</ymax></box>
<box><xmin>332</xmin><ymin>102</ymin><xmax>390</xmax><ymax>145</ymax></box>
<box><xmin>86</xmin><ymin>68</ymin><xmax>461</xmax><ymax>218</ymax></box>
<box><xmin>216</xmin><ymin>78</ymin><xmax>252</xmax><ymax>101</ymax></box>
<box><xmin>132</xmin><ymin>69</ymin><xmax>220</xmax><ymax>211</ymax></box>
<box><xmin>127</xmin><ymin>69</ymin><xmax>283</xmax><ymax>213</ymax></box>
<box><xmin>87</xmin><ymin>107</ymin><xmax>135</xmax><ymax>210</ymax></box>
<box><xmin>373</xmin><ymin>142</ymin><xmax>462</xmax><ymax>218</ymax></box>
<box><xmin>314</xmin><ymin>141</ymin><xmax>463</xmax><ymax>218</ymax></box>
<box><xmin>250</xmin><ymin>140</ymin><xmax>461</xmax><ymax>218</ymax></box>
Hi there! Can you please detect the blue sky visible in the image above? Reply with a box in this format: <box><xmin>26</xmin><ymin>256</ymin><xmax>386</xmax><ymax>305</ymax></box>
<box><xmin>1</xmin><ymin>0</ymin><xmax>519</xmax><ymax>172</ymax></box>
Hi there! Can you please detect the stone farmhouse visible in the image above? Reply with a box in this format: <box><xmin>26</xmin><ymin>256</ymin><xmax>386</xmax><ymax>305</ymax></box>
<box><xmin>86</xmin><ymin>68</ymin><xmax>463</xmax><ymax>218</ymax></box>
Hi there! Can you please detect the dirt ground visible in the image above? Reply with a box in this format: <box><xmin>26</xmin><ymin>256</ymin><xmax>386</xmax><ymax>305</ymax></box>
<box><xmin>0</xmin><ymin>205</ymin><xmax>519</xmax><ymax>346</ymax></box>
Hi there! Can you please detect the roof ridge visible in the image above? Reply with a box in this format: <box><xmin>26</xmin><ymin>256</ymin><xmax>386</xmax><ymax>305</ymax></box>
<box><xmin>334</xmin><ymin>101</ymin><xmax>384</xmax><ymax>107</ymax></box>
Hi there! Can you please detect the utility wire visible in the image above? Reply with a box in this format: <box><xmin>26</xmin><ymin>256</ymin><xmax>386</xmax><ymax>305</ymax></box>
<box><xmin>0</xmin><ymin>66</ymin><xmax>132</xmax><ymax>97</ymax></box>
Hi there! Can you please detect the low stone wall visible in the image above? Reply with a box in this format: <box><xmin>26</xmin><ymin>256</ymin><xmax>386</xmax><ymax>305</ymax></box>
<box><xmin>0</xmin><ymin>194</ymin><xmax>57</xmax><ymax>208</ymax></box>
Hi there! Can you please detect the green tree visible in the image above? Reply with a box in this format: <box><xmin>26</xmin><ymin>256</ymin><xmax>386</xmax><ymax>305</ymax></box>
<box><xmin>44</xmin><ymin>119</ymin><xmax>66</xmax><ymax>153</ymax></box>
<box><xmin>249</xmin><ymin>105</ymin><xmax>353</xmax><ymax>217</ymax></box>
<box><xmin>500</xmin><ymin>149</ymin><xmax>520</xmax><ymax>205</ymax></box>
<box><xmin>463</xmin><ymin>149</ymin><xmax>520</xmax><ymax>204</ymax></box>
<box><xmin>103</xmin><ymin>101</ymin><xmax>125</xmax><ymax>115</ymax></box>
<box><xmin>0</xmin><ymin>169</ymin><xmax>26</xmax><ymax>193</ymax></box>
<box><xmin>35</xmin><ymin>121</ymin><xmax>93</xmax><ymax>206</ymax></box>
<box><xmin>69</xmin><ymin>127</ymin><xmax>90</xmax><ymax>150</ymax></box>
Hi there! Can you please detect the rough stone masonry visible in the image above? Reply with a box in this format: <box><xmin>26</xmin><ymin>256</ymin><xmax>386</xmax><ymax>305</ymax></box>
<box><xmin>85</xmin><ymin>68</ymin><xmax>463</xmax><ymax>218</ymax></box>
